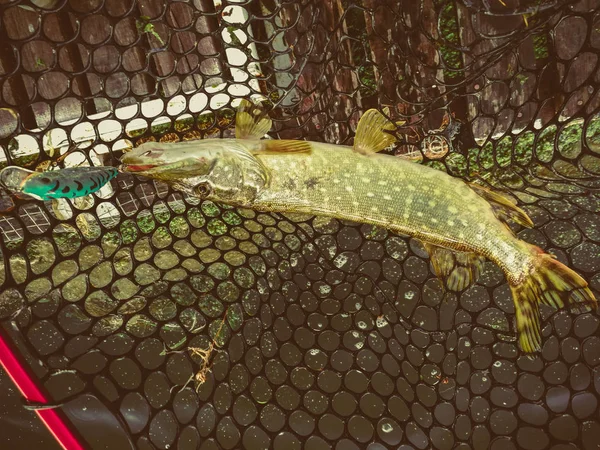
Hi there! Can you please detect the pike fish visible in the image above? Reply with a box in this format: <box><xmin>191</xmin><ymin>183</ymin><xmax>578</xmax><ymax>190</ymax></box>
<box><xmin>121</xmin><ymin>99</ymin><xmax>597</xmax><ymax>353</ymax></box>
<box><xmin>0</xmin><ymin>166</ymin><xmax>118</xmax><ymax>201</ymax></box>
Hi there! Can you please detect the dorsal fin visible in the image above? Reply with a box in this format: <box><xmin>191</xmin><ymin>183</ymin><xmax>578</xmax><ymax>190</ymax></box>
<box><xmin>353</xmin><ymin>108</ymin><xmax>397</xmax><ymax>155</ymax></box>
<box><xmin>468</xmin><ymin>182</ymin><xmax>534</xmax><ymax>228</ymax></box>
<box><xmin>423</xmin><ymin>242</ymin><xmax>485</xmax><ymax>292</ymax></box>
<box><xmin>235</xmin><ymin>99</ymin><xmax>272</xmax><ymax>140</ymax></box>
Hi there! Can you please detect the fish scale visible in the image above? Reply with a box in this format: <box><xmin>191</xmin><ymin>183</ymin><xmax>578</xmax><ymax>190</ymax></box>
<box><xmin>120</xmin><ymin>100</ymin><xmax>596</xmax><ymax>354</ymax></box>
<box><xmin>252</xmin><ymin>142</ymin><xmax>528</xmax><ymax>278</ymax></box>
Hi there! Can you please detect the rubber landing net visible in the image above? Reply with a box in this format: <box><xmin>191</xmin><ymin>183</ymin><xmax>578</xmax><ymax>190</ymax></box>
<box><xmin>0</xmin><ymin>1</ymin><xmax>598</xmax><ymax>449</ymax></box>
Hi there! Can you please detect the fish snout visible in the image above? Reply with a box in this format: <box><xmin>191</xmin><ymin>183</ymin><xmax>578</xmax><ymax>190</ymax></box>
<box><xmin>119</xmin><ymin>151</ymin><xmax>156</xmax><ymax>170</ymax></box>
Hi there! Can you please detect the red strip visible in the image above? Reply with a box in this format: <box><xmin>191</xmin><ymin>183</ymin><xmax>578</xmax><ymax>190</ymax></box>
<box><xmin>0</xmin><ymin>329</ymin><xmax>85</xmax><ymax>450</ymax></box>
<box><xmin>124</xmin><ymin>164</ymin><xmax>155</xmax><ymax>172</ymax></box>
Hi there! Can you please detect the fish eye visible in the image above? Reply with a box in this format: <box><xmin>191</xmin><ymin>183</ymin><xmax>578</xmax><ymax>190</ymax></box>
<box><xmin>195</xmin><ymin>181</ymin><xmax>212</xmax><ymax>198</ymax></box>
<box><xmin>142</xmin><ymin>150</ymin><xmax>153</xmax><ymax>157</ymax></box>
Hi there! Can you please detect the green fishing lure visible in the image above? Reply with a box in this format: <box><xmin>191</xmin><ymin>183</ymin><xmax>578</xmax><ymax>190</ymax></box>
<box><xmin>0</xmin><ymin>166</ymin><xmax>118</xmax><ymax>201</ymax></box>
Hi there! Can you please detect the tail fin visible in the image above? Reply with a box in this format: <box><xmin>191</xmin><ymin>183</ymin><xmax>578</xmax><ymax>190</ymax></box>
<box><xmin>511</xmin><ymin>245</ymin><xmax>597</xmax><ymax>353</ymax></box>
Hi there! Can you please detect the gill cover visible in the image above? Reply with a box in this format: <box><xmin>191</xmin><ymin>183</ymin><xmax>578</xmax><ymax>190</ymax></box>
<box><xmin>196</xmin><ymin>140</ymin><xmax>271</xmax><ymax>205</ymax></box>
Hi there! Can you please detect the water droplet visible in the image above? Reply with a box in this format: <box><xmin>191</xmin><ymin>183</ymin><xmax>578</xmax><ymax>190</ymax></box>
<box><xmin>381</xmin><ymin>423</ymin><xmax>393</xmax><ymax>433</ymax></box>
<box><xmin>376</xmin><ymin>317</ymin><xmax>388</xmax><ymax>328</ymax></box>
<box><xmin>334</xmin><ymin>254</ymin><xmax>349</xmax><ymax>268</ymax></box>
<box><xmin>319</xmin><ymin>285</ymin><xmax>331</xmax><ymax>295</ymax></box>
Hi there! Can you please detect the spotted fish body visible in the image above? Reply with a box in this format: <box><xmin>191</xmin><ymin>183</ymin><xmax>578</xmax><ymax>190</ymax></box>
<box><xmin>0</xmin><ymin>166</ymin><xmax>118</xmax><ymax>201</ymax></box>
<box><xmin>121</xmin><ymin>100</ymin><xmax>597</xmax><ymax>353</ymax></box>
<box><xmin>253</xmin><ymin>142</ymin><xmax>521</xmax><ymax>262</ymax></box>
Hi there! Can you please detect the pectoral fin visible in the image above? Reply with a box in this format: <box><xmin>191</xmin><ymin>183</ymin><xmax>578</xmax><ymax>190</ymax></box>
<box><xmin>254</xmin><ymin>140</ymin><xmax>312</xmax><ymax>155</ymax></box>
<box><xmin>468</xmin><ymin>182</ymin><xmax>534</xmax><ymax>228</ymax></box>
<box><xmin>235</xmin><ymin>99</ymin><xmax>273</xmax><ymax>140</ymax></box>
<box><xmin>353</xmin><ymin>108</ymin><xmax>397</xmax><ymax>155</ymax></box>
<box><xmin>424</xmin><ymin>243</ymin><xmax>485</xmax><ymax>292</ymax></box>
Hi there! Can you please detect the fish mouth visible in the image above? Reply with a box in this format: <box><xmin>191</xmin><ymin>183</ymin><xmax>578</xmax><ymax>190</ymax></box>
<box><xmin>122</xmin><ymin>164</ymin><xmax>157</xmax><ymax>172</ymax></box>
<box><xmin>119</xmin><ymin>161</ymin><xmax>189</xmax><ymax>178</ymax></box>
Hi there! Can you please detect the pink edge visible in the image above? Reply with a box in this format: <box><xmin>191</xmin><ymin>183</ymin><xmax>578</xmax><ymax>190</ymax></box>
<box><xmin>0</xmin><ymin>329</ymin><xmax>85</xmax><ymax>450</ymax></box>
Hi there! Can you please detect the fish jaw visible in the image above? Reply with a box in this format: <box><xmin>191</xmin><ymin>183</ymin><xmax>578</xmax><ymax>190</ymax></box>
<box><xmin>119</xmin><ymin>142</ymin><xmax>171</xmax><ymax>173</ymax></box>
<box><xmin>120</xmin><ymin>159</ymin><xmax>160</xmax><ymax>177</ymax></box>
<box><xmin>120</xmin><ymin>150</ymin><xmax>184</xmax><ymax>178</ymax></box>
<box><xmin>120</xmin><ymin>161</ymin><xmax>177</xmax><ymax>179</ymax></box>
<box><xmin>119</xmin><ymin>153</ymin><xmax>164</xmax><ymax>173</ymax></box>
<box><xmin>120</xmin><ymin>157</ymin><xmax>215</xmax><ymax>182</ymax></box>
<box><xmin>120</xmin><ymin>142</ymin><xmax>218</xmax><ymax>180</ymax></box>
<box><xmin>121</xmin><ymin>164</ymin><xmax>157</xmax><ymax>173</ymax></box>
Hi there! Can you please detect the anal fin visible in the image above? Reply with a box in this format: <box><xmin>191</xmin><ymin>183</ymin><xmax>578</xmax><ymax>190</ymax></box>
<box><xmin>424</xmin><ymin>242</ymin><xmax>485</xmax><ymax>292</ymax></box>
<box><xmin>353</xmin><ymin>108</ymin><xmax>397</xmax><ymax>155</ymax></box>
<box><xmin>469</xmin><ymin>182</ymin><xmax>534</xmax><ymax>228</ymax></box>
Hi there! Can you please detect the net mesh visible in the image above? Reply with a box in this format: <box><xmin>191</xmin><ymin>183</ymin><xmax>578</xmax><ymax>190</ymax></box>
<box><xmin>0</xmin><ymin>0</ymin><xmax>599</xmax><ymax>449</ymax></box>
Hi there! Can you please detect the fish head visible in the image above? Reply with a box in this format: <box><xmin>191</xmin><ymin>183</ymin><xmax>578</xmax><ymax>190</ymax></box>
<box><xmin>119</xmin><ymin>142</ymin><xmax>210</xmax><ymax>177</ymax></box>
<box><xmin>120</xmin><ymin>140</ymin><xmax>268</xmax><ymax>206</ymax></box>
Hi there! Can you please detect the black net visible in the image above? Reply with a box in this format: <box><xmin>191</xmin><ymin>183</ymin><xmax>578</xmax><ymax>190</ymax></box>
<box><xmin>0</xmin><ymin>0</ymin><xmax>599</xmax><ymax>449</ymax></box>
